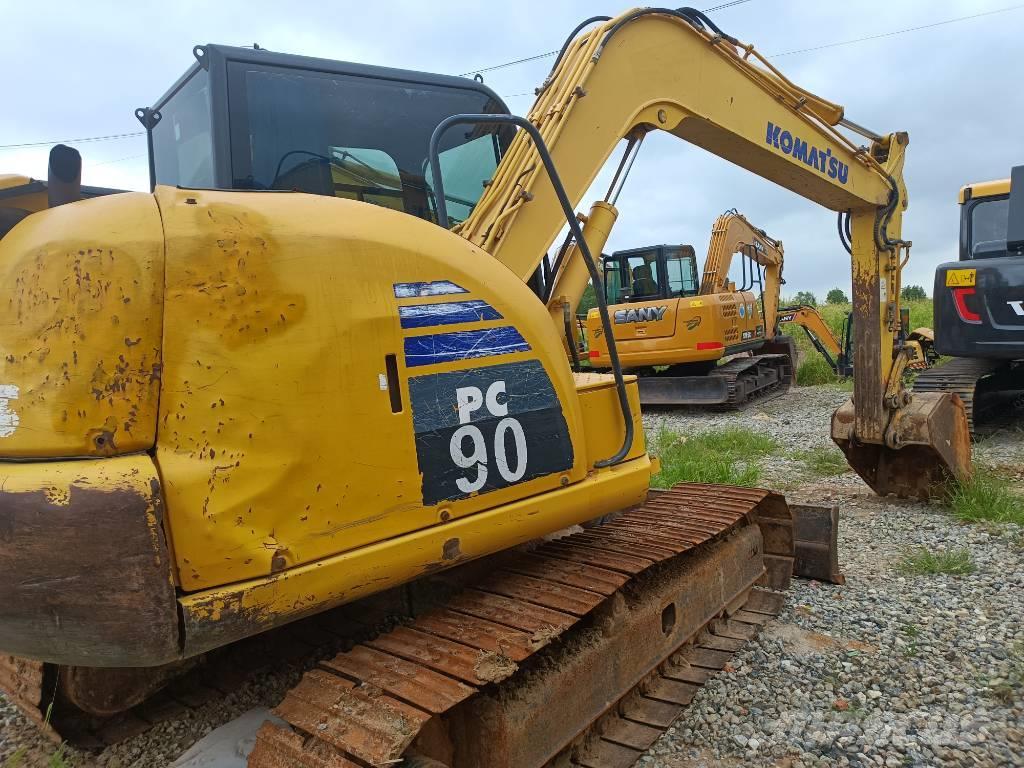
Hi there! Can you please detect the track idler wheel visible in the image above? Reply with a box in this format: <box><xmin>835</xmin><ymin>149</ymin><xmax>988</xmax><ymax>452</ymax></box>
<box><xmin>831</xmin><ymin>391</ymin><xmax>972</xmax><ymax>500</ymax></box>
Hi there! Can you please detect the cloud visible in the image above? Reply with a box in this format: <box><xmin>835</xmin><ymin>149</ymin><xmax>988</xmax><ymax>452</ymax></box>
<box><xmin>3</xmin><ymin>0</ymin><xmax>1020</xmax><ymax>297</ymax></box>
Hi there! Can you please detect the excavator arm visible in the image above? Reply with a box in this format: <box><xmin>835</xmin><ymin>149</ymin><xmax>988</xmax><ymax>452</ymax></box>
<box><xmin>777</xmin><ymin>305</ymin><xmax>851</xmax><ymax>376</ymax></box>
<box><xmin>455</xmin><ymin>7</ymin><xmax>969</xmax><ymax>497</ymax></box>
<box><xmin>700</xmin><ymin>209</ymin><xmax>785</xmax><ymax>333</ymax></box>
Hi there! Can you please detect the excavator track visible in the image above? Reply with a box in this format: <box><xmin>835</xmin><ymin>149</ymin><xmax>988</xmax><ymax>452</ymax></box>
<box><xmin>637</xmin><ymin>353</ymin><xmax>794</xmax><ymax>409</ymax></box>
<box><xmin>912</xmin><ymin>357</ymin><xmax>1024</xmax><ymax>436</ymax></box>
<box><xmin>249</xmin><ymin>484</ymin><xmax>794</xmax><ymax>768</ymax></box>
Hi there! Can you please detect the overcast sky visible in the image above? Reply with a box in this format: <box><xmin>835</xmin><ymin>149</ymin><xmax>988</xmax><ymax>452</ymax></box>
<box><xmin>3</xmin><ymin>0</ymin><xmax>1021</xmax><ymax>297</ymax></box>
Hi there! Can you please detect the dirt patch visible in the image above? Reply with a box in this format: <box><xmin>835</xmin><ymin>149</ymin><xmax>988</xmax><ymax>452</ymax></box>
<box><xmin>473</xmin><ymin>650</ymin><xmax>518</xmax><ymax>683</ymax></box>
<box><xmin>762</xmin><ymin>622</ymin><xmax>875</xmax><ymax>656</ymax></box>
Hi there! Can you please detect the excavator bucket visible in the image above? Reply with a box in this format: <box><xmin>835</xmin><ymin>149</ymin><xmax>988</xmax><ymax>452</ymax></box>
<box><xmin>831</xmin><ymin>391</ymin><xmax>972</xmax><ymax>500</ymax></box>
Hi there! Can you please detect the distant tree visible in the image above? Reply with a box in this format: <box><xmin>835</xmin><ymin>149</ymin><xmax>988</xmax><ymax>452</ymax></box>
<box><xmin>793</xmin><ymin>291</ymin><xmax>818</xmax><ymax>307</ymax></box>
<box><xmin>826</xmin><ymin>288</ymin><xmax>849</xmax><ymax>305</ymax></box>
<box><xmin>578</xmin><ymin>284</ymin><xmax>597</xmax><ymax>315</ymax></box>
<box><xmin>901</xmin><ymin>285</ymin><xmax>927</xmax><ymax>301</ymax></box>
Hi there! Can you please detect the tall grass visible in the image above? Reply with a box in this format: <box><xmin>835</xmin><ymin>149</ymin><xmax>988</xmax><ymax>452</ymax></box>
<box><xmin>949</xmin><ymin>469</ymin><xmax>1024</xmax><ymax>526</ymax></box>
<box><xmin>649</xmin><ymin>425</ymin><xmax>777</xmax><ymax>488</ymax></box>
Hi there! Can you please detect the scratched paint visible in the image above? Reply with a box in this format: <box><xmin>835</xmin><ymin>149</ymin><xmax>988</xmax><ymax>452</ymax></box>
<box><xmin>0</xmin><ymin>384</ymin><xmax>19</xmax><ymax>437</ymax></box>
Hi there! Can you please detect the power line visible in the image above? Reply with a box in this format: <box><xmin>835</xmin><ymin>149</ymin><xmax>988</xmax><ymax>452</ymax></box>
<box><xmin>0</xmin><ymin>131</ymin><xmax>144</xmax><ymax>152</ymax></box>
<box><xmin>500</xmin><ymin>3</ymin><xmax>1024</xmax><ymax>98</ymax></box>
<box><xmin>458</xmin><ymin>0</ymin><xmax>755</xmax><ymax>77</ymax></box>
<box><xmin>769</xmin><ymin>3</ymin><xmax>1024</xmax><ymax>57</ymax></box>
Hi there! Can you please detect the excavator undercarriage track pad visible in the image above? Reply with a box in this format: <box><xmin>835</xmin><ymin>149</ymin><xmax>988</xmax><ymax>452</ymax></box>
<box><xmin>638</xmin><ymin>354</ymin><xmax>794</xmax><ymax>409</ymax></box>
<box><xmin>249</xmin><ymin>484</ymin><xmax>794</xmax><ymax>768</ymax></box>
<box><xmin>912</xmin><ymin>357</ymin><xmax>1024</xmax><ymax>437</ymax></box>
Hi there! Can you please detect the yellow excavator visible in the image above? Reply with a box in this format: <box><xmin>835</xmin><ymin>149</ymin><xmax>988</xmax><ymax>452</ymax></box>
<box><xmin>0</xmin><ymin>8</ymin><xmax>970</xmax><ymax>767</ymax></box>
<box><xmin>584</xmin><ymin>210</ymin><xmax>797</xmax><ymax>407</ymax></box>
<box><xmin>583</xmin><ymin>210</ymin><xmax>935</xmax><ymax>404</ymax></box>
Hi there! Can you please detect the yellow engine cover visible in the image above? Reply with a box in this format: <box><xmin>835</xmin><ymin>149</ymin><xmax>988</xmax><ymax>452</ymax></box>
<box><xmin>153</xmin><ymin>187</ymin><xmax>596</xmax><ymax>590</ymax></box>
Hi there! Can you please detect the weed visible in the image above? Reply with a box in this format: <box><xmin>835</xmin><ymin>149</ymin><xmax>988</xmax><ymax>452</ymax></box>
<box><xmin>649</xmin><ymin>426</ymin><xmax>776</xmax><ymax>489</ymax></box>
<box><xmin>2</xmin><ymin>750</ymin><xmax>28</xmax><ymax>768</ymax></box>
<box><xmin>900</xmin><ymin>623</ymin><xmax>921</xmax><ymax>657</ymax></box>
<box><xmin>948</xmin><ymin>469</ymin><xmax>1024</xmax><ymax>526</ymax></box>
<box><xmin>793</xmin><ymin>447</ymin><xmax>849</xmax><ymax>477</ymax></box>
<box><xmin>897</xmin><ymin>546</ymin><xmax>975</xmax><ymax>576</ymax></box>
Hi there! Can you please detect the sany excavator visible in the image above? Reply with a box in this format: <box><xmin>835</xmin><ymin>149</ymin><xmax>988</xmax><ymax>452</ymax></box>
<box><xmin>584</xmin><ymin>210</ymin><xmax>797</xmax><ymax>407</ymax></box>
<box><xmin>0</xmin><ymin>9</ymin><xmax>970</xmax><ymax>768</ymax></box>
<box><xmin>583</xmin><ymin>209</ymin><xmax>935</xmax><ymax>405</ymax></box>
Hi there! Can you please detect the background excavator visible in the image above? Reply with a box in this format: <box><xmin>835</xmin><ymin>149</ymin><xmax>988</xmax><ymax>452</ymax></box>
<box><xmin>914</xmin><ymin>166</ymin><xmax>1024</xmax><ymax>434</ymax></box>
<box><xmin>582</xmin><ymin>209</ymin><xmax>934</xmax><ymax>403</ymax></box>
<box><xmin>0</xmin><ymin>8</ymin><xmax>971</xmax><ymax>768</ymax></box>
<box><xmin>584</xmin><ymin>210</ymin><xmax>797</xmax><ymax>407</ymax></box>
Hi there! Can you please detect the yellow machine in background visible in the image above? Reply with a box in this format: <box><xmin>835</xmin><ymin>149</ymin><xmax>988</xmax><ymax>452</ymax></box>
<box><xmin>585</xmin><ymin>211</ymin><xmax>795</xmax><ymax>406</ymax></box>
<box><xmin>0</xmin><ymin>8</ymin><xmax>971</xmax><ymax>766</ymax></box>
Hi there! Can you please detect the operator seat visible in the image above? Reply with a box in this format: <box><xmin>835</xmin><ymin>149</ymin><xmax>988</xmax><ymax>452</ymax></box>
<box><xmin>632</xmin><ymin>264</ymin><xmax>659</xmax><ymax>297</ymax></box>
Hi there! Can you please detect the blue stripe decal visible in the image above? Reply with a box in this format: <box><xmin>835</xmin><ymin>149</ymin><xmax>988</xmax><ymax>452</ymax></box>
<box><xmin>404</xmin><ymin>327</ymin><xmax>531</xmax><ymax>367</ymax></box>
<box><xmin>394</xmin><ymin>281</ymin><xmax>467</xmax><ymax>299</ymax></box>
<box><xmin>399</xmin><ymin>300</ymin><xmax>503</xmax><ymax>329</ymax></box>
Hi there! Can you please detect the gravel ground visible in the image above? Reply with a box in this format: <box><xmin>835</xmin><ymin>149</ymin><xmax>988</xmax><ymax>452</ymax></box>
<box><xmin>641</xmin><ymin>386</ymin><xmax>1024</xmax><ymax>768</ymax></box>
<box><xmin>2</xmin><ymin>385</ymin><xmax>1022</xmax><ymax>767</ymax></box>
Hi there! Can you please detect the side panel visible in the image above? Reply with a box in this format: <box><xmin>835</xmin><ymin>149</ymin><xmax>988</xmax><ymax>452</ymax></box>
<box><xmin>0</xmin><ymin>193</ymin><xmax>164</xmax><ymax>457</ymax></box>
<box><xmin>933</xmin><ymin>258</ymin><xmax>1024</xmax><ymax>359</ymax></box>
<box><xmin>154</xmin><ymin>188</ymin><xmax>590</xmax><ymax>592</ymax></box>
<box><xmin>0</xmin><ymin>455</ymin><xmax>179</xmax><ymax>666</ymax></box>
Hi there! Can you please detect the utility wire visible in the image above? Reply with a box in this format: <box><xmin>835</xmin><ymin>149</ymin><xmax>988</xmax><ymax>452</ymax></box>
<box><xmin>769</xmin><ymin>3</ymin><xmax>1024</xmax><ymax>57</ymax></box>
<box><xmin>0</xmin><ymin>131</ymin><xmax>144</xmax><ymax>152</ymax></box>
<box><xmin>500</xmin><ymin>3</ymin><xmax>1024</xmax><ymax>97</ymax></box>
<box><xmin>458</xmin><ymin>0</ymin><xmax>755</xmax><ymax>76</ymax></box>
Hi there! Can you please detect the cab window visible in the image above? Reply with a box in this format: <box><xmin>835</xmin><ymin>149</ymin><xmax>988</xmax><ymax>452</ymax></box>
<box><xmin>969</xmin><ymin>196</ymin><xmax>1010</xmax><ymax>258</ymax></box>
<box><xmin>665</xmin><ymin>248</ymin><xmax>698</xmax><ymax>297</ymax></box>
<box><xmin>152</xmin><ymin>69</ymin><xmax>214</xmax><ymax>188</ymax></box>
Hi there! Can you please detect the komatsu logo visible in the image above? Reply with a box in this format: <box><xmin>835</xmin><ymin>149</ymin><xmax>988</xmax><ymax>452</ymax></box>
<box><xmin>766</xmin><ymin>122</ymin><xmax>849</xmax><ymax>185</ymax></box>
<box><xmin>614</xmin><ymin>306</ymin><xmax>667</xmax><ymax>324</ymax></box>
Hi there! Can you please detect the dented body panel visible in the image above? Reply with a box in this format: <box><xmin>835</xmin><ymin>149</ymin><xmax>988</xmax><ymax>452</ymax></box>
<box><xmin>0</xmin><ymin>193</ymin><xmax>164</xmax><ymax>457</ymax></box>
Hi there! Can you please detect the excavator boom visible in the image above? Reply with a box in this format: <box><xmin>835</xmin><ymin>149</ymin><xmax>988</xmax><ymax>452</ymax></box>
<box><xmin>455</xmin><ymin>8</ymin><xmax>969</xmax><ymax>496</ymax></box>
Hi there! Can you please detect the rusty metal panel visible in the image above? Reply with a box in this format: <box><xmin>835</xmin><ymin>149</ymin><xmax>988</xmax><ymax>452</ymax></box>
<box><xmin>411</xmin><ymin>611</ymin><xmax>536</xmax><ymax>662</ymax></box>
<box><xmin>502</xmin><ymin>552</ymin><xmax>628</xmax><ymax>595</ymax></box>
<box><xmin>0</xmin><ymin>455</ymin><xmax>179</xmax><ymax>666</ymax></box>
<box><xmin>791</xmin><ymin>503</ymin><xmax>846</xmax><ymax>584</ymax></box>
<box><xmin>446</xmin><ymin>590</ymin><xmax>578</xmax><ymax>636</ymax></box>
<box><xmin>367</xmin><ymin>627</ymin><xmax>498</xmax><ymax>686</ymax></box>
<box><xmin>478</xmin><ymin>571</ymin><xmax>606</xmax><ymax>616</ymax></box>
<box><xmin>321</xmin><ymin>646</ymin><xmax>475</xmax><ymax>714</ymax></box>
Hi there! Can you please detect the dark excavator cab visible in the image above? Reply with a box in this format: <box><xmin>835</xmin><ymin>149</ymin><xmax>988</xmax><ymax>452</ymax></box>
<box><xmin>601</xmin><ymin>244</ymin><xmax>700</xmax><ymax>303</ymax></box>
<box><xmin>138</xmin><ymin>44</ymin><xmax>514</xmax><ymax>225</ymax></box>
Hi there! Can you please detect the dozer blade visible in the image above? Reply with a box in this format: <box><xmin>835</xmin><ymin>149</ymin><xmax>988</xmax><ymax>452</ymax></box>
<box><xmin>831</xmin><ymin>391</ymin><xmax>972</xmax><ymax>500</ymax></box>
<box><xmin>249</xmin><ymin>484</ymin><xmax>795</xmax><ymax>768</ymax></box>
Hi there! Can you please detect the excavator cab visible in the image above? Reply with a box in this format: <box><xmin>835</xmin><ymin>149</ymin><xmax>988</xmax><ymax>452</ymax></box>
<box><xmin>601</xmin><ymin>244</ymin><xmax>700</xmax><ymax>303</ymax></box>
<box><xmin>141</xmin><ymin>44</ymin><xmax>514</xmax><ymax>224</ymax></box>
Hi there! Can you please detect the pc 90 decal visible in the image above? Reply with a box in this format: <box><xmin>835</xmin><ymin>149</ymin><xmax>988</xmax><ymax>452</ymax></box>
<box><xmin>408</xmin><ymin>360</ymin><xmax>573</xmax><ymax>505</ymax></box>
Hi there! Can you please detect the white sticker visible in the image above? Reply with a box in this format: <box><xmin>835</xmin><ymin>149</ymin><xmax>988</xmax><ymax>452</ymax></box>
<box><xmin>378</xmin><ymin>373</ymin><xmax>389</xmax><ymax>391</ymax></box>
<box><xmin>0</xmin><ymin>384</ymin><xmax>20</xmax><ymax>438</ymax></box>
<box><xmin>880</xmin><ymin>277</ymin><xmax>888</xmax><ymax>304</ymax></box>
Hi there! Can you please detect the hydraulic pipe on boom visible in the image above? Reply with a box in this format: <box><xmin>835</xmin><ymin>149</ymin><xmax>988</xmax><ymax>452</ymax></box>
<box><xmin>453</xmin><ymin>8</ymin><xmax>970</xmax><ymax>497</ymax></box>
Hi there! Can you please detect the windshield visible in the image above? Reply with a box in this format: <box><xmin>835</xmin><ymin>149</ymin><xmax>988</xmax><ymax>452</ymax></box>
<box><xmin>968</xmin><ymin>196</ymin><xmax>1010</xmax><ymax>259</ymax></box>
<box><xmin>226</xmin><ymin>62</ymin><xmax>511</xmax><ymax>223</ymax></box>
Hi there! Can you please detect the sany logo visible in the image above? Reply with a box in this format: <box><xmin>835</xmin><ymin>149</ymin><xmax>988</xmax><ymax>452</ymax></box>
<box><xmin>1008</xmin><ymin>300</ymin><xmax>1024</xmax><ymax>317</ymax></box>
<box><xmin>614</xmin><ymin>306</ymin><xmax>667</xmax><ymax>324</ymax></box>
<box><xmin>766</xmin><ymin>122</ymin><xmax>849</xmax><ymax>184</ymax></box>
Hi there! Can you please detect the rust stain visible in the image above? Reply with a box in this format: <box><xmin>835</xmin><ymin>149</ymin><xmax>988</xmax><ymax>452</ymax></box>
<box><xmin>442</xmin><ymin>538</ymin><xmax>462</xmax><ymax>561</ymax></box>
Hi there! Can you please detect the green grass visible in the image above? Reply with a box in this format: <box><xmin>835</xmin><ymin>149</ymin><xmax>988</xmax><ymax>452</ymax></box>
<box><xmin>792</xmin><ymin>447</ymin><xmax>850</xmax><ymax>477</ymax></box>
<box><xmin>897</xmin><ymin>546</ymin><xmax>975</xmax><ymax>576</ymax></box>
<box><xmin>948</xmin><ymin>469</ymin><xmax>1024</xmax><ymax>526</ymax></box>
<box><xmin>649</xmin><ymin>425</ymin><xmax>777</xmax><ymax>489</ymax></box>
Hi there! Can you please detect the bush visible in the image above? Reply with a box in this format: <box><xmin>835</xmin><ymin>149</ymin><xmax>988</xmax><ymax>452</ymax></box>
<box><xmin>901</xmin><ymin>285</ymin><xmax>927</xmax><ymax>301</ymax></box>
<box><xmin>826</xmin><ymin>288</ymin><xmax>849</xmax><ymax>305</ymax></box>
<box><xmin>792</xmin><ymin>291</ymin><xmax>817</xmax><ymax>307</ymax></box>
